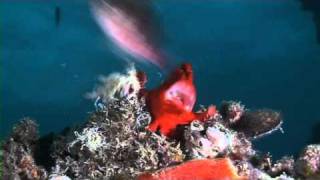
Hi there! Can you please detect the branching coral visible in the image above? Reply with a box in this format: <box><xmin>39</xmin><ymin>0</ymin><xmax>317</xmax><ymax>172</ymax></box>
<box><xmin>69</xmin><ymin>127</ymin><xmax>108</xmax><ymax>152</ymax></box>
<box><xmin>48</xmin><ymin>67</ymin><xmax>185</xmax><ymax>179</ymax></box>
<box><xmin>50</xmin><ymin>96</ymin><xmax>184</xmax><ymax>179</ymax></box>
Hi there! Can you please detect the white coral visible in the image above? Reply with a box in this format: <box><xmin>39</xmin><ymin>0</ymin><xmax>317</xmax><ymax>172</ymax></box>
<box><xmin>227</xmin><ymin>101</ymin><xmax>245</xmax><ymax>123</ymax></box>
<box><xmin>49</xmin><ymin>174</ymin><xmax>71</xmax><ymax>180</ymax></box>
<box><xmin>185</xmin><ymin>121</ymin><xmax>235</xmax><ymax>159</ymax></box>
<box><xmin>69</xmin><ymin>127</ymin><xmax>108</xmax><ymax>152</ymax></box>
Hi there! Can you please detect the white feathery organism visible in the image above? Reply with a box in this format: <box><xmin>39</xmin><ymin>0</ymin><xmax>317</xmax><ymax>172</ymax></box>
<box><xmin>87</xmin><ymin>65</ymin><xmax>141</xmax><ymax>103</ymax></box>
<box><xmin>69</xmin><ymin>127</ymin><xmax>108</xmax><ymax>152</ymax></box>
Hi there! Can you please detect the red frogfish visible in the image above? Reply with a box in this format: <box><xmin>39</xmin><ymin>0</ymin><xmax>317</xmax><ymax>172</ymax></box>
<box><xmin>138</xmin><ymin>158</ymin><xmax>246</xmax><ymax>180</ymax></box>
<box><xmin>143</xmin><ymin>63</ymin><xmax>216</xmax><ymax>136</ymax></box>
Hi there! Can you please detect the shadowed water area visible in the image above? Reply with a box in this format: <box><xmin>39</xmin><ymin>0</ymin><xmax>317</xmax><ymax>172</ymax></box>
<box><xmin>1</xmin><ymin>0</ymin><xmax>320</xmax><ymax>159</ymax></box>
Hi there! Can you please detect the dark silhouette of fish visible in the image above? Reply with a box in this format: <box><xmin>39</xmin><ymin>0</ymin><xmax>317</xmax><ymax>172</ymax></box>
<box><xmin>299</xmin><ymin>0</ymin><xmax>320</xmax><ymax>44</ymax></box>
<box><xmin>91</xmin><ymin>0</ymin><xmax>165</xmax><ymax>67</ymax></box>
<box><xmin>55</xmin><ymin>6</ymin><xmax>61</xmax><ymax>27</ymax></box>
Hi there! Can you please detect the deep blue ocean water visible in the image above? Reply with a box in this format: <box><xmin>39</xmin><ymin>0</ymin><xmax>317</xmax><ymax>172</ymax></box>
<box><xmin>1</xmin><ymin>0</ymin><xmax>320</xmax><ymax>159</ymax></box>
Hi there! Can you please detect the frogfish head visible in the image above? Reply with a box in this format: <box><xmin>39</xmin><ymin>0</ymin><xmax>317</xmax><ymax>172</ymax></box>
<box><xmin>164</xmin><ymin>63</ymin><xmax>196</xmax><ymax>112</ymax></box>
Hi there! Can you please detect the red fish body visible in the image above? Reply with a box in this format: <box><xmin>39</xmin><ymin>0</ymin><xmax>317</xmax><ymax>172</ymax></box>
<box><xmin>144</xmin><ymin>63</ymin><xmax>216</xmax><ymax>136</ymax></box>
<box><xmin>138</xmin><ymin>158</ymin><xmax>246</xmax><ymax>180</ymax></box>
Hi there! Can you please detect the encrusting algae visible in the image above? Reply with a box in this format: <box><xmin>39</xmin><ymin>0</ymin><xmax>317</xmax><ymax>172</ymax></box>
<box><xmin>2</xmin><ymin>63</ymin><xmax>320</xmax><ymax>180</ymax></box>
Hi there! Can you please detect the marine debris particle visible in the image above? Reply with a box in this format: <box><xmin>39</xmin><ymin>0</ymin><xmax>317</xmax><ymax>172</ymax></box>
<box><xmin>2</xmin><ymin>64</ymin><xmax>320</xmax><ymax>179</ymax></box>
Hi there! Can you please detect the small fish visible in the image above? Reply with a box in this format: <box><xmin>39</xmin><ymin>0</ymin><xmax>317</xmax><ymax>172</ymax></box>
<box><xmin>55</xmin><ymin>6</ymin><xmax>61</xmax><ymax>27</ymax></box>
<box><xmin>91</xmin><ymin>0</ymin><xmax>165</xmax><ymax>67</ymax></box>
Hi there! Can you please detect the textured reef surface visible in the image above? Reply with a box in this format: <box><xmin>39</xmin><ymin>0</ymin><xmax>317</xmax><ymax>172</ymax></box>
<box><xmin>2</xmin><ymin>64</ymin><xmax>320</xmax><ymax>180</ymax></box>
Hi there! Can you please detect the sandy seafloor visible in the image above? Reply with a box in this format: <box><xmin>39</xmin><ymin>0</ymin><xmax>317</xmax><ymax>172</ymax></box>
<box><xmin>1</xmin><ymin>0</ymin><xmax>320</xmax><ymax>159</ymax></box>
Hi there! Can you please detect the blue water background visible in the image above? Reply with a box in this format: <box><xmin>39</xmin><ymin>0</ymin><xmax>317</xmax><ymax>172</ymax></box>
<box><xmin>1</xmin><ymin>0</ymin><xmax>320</xmax><ymax>159</ymax></box>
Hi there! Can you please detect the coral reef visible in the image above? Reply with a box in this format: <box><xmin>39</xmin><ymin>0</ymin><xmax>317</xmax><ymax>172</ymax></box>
<box><xmin>295</xmin><ymin>144</ymin><xmax>320</xmax><ymax>178</ymax></box>
<box><xmin>0</xmin><ymin>141</ymin><xmax>3</xmax><ymax>178</ymax></box>
<box><xmin>184</xmin><ymin>119</ymin><xmax>254</xmax><ymax>161</ymax></box>
<box><xmin>50</xmin><ymin>97</ymin><xmax>184</xmax><ymax>179</ymax></box>
<box><xmin>3</xmin><ymin>64</ymin><xmax>320</xmax><ymax>179</ymax></box>
<box><xmin>2</xmin><ymin>119</ymin><xmax>47</xmax><ymax>179</ymax></box>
